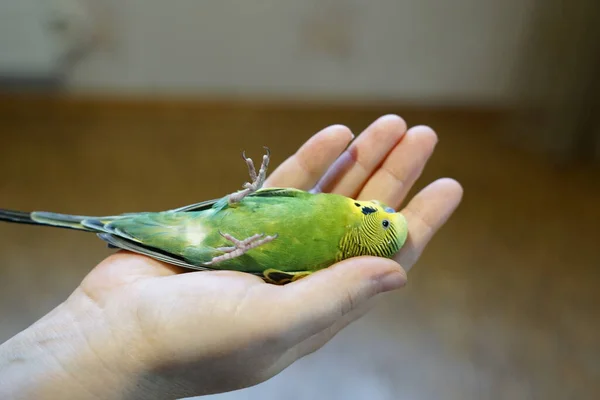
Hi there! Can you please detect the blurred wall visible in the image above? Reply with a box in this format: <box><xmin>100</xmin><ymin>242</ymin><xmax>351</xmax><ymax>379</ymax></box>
<box><xmin>0</xmin><ymin>0</ymin><xmax>94</xmax><ymax>84</ymax></box>
<box><xmin>0</xmin><ymin>0</ymin><xmax>60</xmax><ymax>77</ymax></box>
<box><xmin>510</xmin><ymin>0</ymin><xmax>600</xmax><ymax>163</ymax></box>
<box><xmin>65</xmin><ymin>0</ymin><xmax>534</xmax><ymax>106</ymax></box>
<box><xmin>3</xmin><ymin>1</ymin><xmax>598</xmax><ymax>161</ymax></box>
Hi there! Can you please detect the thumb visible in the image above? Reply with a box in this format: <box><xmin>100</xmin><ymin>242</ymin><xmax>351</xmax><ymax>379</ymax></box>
<box><xmin>276</xmin><ymin>256</ymin><xmax>407</xmax><ymax>346</ymax></box>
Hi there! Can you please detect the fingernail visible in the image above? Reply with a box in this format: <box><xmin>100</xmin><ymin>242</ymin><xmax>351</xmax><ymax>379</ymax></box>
<box><xmin>378</xmin><ymin>270</ymin><xmax>407</xmax><ymax>292</ymax></box>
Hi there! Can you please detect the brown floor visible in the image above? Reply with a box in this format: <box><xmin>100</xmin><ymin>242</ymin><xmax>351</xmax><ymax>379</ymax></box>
<box><xmin>0</xmin><ymin>96</ymin><xmax>599</xmax><ymax>399</ymax></box>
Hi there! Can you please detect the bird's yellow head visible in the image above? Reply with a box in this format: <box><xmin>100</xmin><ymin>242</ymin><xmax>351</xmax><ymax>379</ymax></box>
<box><xmin>338</xmin><ymin>199</ymin><xmax>409</xmax><ymax>260</ymax></box>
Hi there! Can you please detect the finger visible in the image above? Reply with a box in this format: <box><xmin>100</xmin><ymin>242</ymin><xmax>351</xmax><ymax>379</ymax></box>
<box><xmin>264</xmin><ymin>124</ymin><xmax>354</xmax><ymax>190</ymax></box>
<box><xmin>311</xmin><ymin>115</ymin><xmax>407</xmax><ymax>197</ymax></box>
<box><xmin>358</xmin><ymin>125</ymin><xmax>438</xmax><ymax>209</ymax></box>
<box><xmin>395</xmin><ymin>178</ymin><xmax>463</xmax><ymax>271</ymax></box>
<box><xmin>272</xmin><ymin>256</ymin><xmax>407</xmax><ymax>346</ymax></box>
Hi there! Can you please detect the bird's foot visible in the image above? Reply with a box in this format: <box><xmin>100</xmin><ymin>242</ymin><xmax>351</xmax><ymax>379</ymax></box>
<box><xmin>204</xmin><ymin>231</ymin><xmax>278</xmax><ymax>265</ymax></box>
<box><xmin>228</xmin><ymin>147</ymin><xmax>271</xmax><ymax>204</ymax></box>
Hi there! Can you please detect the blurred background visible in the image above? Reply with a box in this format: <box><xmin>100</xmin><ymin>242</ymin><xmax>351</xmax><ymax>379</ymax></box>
<box><xmin>1</xmin><ymin>1</ymin><xmax>599</xmax><ymax>399</ymax></box>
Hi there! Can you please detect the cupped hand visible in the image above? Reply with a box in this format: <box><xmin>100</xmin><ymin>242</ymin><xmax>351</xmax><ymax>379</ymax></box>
<box><xmin>8</xmin><ymin>115</ymin><xmax>463</xmax><ymax>399</ymax></box>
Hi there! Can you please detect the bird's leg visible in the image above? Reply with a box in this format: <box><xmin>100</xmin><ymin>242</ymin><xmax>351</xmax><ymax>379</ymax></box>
<box><xmin>262</xmin><ymin>269</ymin><xmax>313</xmax><ymax>285</ymax></box>
<box><xmin>204</xmin><ymin>231</ymin><xmax>278</xmax><ymax>265</ymax></box>
<box><xmin>228</xmin><ymin>147</ymin><xmax>270</xmax><ymax>204</ymax></box>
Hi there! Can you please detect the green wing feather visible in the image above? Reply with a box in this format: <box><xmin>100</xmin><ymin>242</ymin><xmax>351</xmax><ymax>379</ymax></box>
<box><xmin>97</xmin><ymin>232</ymin><xmax>210</xmax><ymax>270</ymax></box>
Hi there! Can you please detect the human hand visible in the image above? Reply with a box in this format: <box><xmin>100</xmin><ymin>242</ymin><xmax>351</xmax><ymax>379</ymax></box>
<box><xmin>0</xmin><ymin>115</ymin><xmax>462</xmax><ymax>400</ymax></box>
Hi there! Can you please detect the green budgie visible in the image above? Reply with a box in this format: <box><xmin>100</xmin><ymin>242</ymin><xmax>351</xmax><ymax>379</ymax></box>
<box><xmin>0</xmin><ymin>148</ymin><xmax>408</xmax><ymax>284</ymax></box>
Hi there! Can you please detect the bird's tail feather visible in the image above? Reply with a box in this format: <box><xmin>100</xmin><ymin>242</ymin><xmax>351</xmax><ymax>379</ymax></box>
<box><xmin>0</xmin><ymin>208</ymin><xmax>106</xmax><ymax>232</ymax></box>
<box><xmin>0</xmin><ymin>209</ymin><xmax>39</xmax><ymax>226</ymax></box>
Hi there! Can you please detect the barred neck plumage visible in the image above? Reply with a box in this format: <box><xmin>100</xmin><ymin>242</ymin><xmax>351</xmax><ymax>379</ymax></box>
<box><xmin>336</xmin><ymin>212</ymin><xmax>401</xmax><ymax>261</ymax></box>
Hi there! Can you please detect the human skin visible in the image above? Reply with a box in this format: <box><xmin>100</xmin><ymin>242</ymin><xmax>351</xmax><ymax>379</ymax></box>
<box><xmin>0</xmin><ymin>115</ymin><xmax>463</xmax><ymax>399</ymax></box>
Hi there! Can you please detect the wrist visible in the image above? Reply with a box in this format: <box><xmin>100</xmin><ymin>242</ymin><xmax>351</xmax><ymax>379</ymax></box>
<box><xmin>0</xmin><ymin>288</ymin><xmax>143</xmax><ymax>399</ymax></box>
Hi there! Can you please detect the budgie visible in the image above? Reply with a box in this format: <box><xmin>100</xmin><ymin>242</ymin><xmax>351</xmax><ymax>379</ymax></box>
<box><xmin>0</xmin><ymin>148</ymin><xmax>408</xmax><ymax>284</ymax></box>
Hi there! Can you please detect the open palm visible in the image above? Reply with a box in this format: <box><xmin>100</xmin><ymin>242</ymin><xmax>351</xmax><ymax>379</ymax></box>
<box><xmin>56</xmin><ymin>115</ymin><xmax>463</xmax><ymax>399</ymax></box>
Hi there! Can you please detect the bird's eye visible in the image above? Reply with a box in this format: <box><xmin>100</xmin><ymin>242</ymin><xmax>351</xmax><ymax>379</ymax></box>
<box><xmin>384</xmin><ymin>207</ymin><xmax>395</xmax><ymax>213</ymax></box>
<box><xmin>382</xmin><ymin>219</ymin><xmax>390</xmax><ymax>229</ymax></box>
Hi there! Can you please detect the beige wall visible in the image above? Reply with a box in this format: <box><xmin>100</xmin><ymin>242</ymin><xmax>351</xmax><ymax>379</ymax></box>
<box><xmin>0</xmin><ymin>0</ymin><xmax>62</xmax><ymax>76</ymax></box>
<box><xmin>66</xmin><ymin>0</ymin><xmax>534</xmax><ymax>105</ymax></box>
